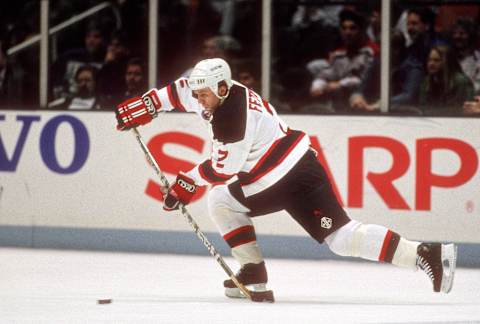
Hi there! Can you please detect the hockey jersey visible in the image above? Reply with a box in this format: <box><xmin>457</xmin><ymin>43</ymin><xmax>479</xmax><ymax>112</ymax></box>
<box><xmin>149</xmin><ymin>78</ymin><xmax>310</xmax><ymax>197</ymax></box>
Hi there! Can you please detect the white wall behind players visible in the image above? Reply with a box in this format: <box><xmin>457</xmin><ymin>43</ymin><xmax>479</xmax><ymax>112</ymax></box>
<box><xmin>1</xmin><ymin>111</ymin><xmax>479</xmax><ymax>242</ymax></box>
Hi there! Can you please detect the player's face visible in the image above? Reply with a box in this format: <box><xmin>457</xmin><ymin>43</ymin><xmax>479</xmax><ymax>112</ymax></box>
<box><xmin>193</xmin><ymin>88</ymin><xmax>220</xmax><ymax>112</ymax></box>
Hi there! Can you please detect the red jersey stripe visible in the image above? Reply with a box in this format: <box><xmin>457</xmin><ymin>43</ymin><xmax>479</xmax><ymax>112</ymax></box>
<box><xmin>241</xmin><ymin>132</ymin><xmax>305</xmax><ymax>186</ymax></box>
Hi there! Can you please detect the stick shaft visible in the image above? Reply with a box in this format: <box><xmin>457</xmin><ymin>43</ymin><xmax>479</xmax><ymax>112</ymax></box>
<box><xmin>131</xmin><ymin>128</ymin><xmax>252</xmax><ymax>299</ymax></box>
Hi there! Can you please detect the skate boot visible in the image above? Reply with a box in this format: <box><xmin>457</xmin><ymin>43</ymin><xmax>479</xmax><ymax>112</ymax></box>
<box><xmin>224</xmin><ymin>261</ymin><xmax>274</xmax><ymax>302</ymax></box>
<box><xmin>416</xmin><ymin>243</ymin><xmax>457</xmax><ymax>293</ymax></box>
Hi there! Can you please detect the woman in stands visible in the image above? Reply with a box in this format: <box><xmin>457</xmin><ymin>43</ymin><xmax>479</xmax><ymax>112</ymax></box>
<box><xmin>419</xmin><ymin>45</ymin><xmax>474</xmax><ymax>115</ymax></box>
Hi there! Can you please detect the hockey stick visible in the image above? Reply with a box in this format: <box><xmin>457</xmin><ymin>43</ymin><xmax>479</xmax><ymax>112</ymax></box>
<box><xmin>132</xmin><ymin>127</ymin><xmax>270</xmax><ymax>302</ymax></box>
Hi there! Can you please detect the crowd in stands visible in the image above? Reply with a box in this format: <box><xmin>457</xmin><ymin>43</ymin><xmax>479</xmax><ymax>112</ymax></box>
<box><xmin>0</xmin><ymin>0</ymin><xmax>479</xmax><ymax>116</ymax></box>
<box><xmin>276</xmin><ymin>2</ymin><xmax>480</xmax><ymax>116</ymax></box>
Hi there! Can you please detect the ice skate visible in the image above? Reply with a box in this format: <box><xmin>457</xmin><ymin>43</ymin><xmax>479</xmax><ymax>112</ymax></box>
<box><xmin>416</xmin><ymin>243</ymin><xmax>457</xmax><ymax>293</ymax></box>
<box><xmin>223</xmin><ymin>261</ymin><xmax>274</xmax><ymax>302</ymax></box>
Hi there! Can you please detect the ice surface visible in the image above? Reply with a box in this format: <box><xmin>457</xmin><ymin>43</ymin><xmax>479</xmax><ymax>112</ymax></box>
<box><xmin>0</xmin><ymin>248</ymin><xmax>479</xmax><ymax>324</ymax></box>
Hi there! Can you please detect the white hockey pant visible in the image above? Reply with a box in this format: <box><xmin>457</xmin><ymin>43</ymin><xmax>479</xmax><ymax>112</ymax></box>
<box><xmin>208</xmin><ymin>185</ymin><xmax>263</xmax><ymax>266</ymax></box>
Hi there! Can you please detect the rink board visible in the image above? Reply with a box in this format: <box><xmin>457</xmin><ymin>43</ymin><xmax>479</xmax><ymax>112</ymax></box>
<box><xmin>1</xmin><ymin>111</ymin><xmax>479</xmax><ymax>261</ymax></box>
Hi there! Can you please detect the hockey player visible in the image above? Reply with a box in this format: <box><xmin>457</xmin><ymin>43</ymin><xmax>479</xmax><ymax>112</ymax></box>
<box><xmin>115</xmin><ymin>58</ymin><xmax>457</xmax><ymax>302</ymax></box>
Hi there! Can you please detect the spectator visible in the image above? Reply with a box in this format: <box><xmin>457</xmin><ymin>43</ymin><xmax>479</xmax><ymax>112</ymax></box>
<box><xmin>0</xmin><ymin>41</ymin><xmax>25</xmax><ymax>108</ymax></box>
<box><xmin>419</xmin><ymin>45</ymin><xmax>474</xmax><ymax>115</ymax></box>
<box><xmin>307</xmin><ymin>59</ymin><xmax>334</xmax><ymax>98</ymax></box>
<box><xmin>280</xmin><ymin>3</ymin><xmax>343</xmax><ymax>68</ymax></box>
<box><xmin>97</xmin><ymin>30</ymin><xmax>132</xmax><ymax>105</ymax></box>
<box><xmin>49</xmin><ymin>65</ymin><xmax>100</xmax><ymax>110</ymax></box>
<box><xmin>101</xmin><ymin>57</ymin><xmax>147</xmax><ymax>109</ymax></box>
<box><xmin>366</xmin><ymin>6</ymin><xmax>381</xmax><ymax>46</ymax></box>
<box><xmin>1</xmin><ymin>1</ymin><xmax>41</xmax><ymax>108</ymax></box>
<box><xmin>450</xmin><ymin>18</ymin><xmax>480</xmax><ymax>94</ymax></box>
<box><xmin>435</xmin><ymin>4</ymin><xmax>480</xmax><ymax>34</ymax></box>
<box><xmin>202</xmin><ymin>35</ymin><xmax>241</xmax><ymax>61</ymax></box>
<box><xmin>391</xmin><ymin>8</ymin><xmax>441</xmax><ymax>107</ymax></box>
<box><xmin>51</xmin><ymin>20</ymin><xmax>108</xmax><ymax>99</ymax></box>
<box><xmin>463</xmin><ymin>96</ymin><xmax>480</xmax><ymax>115</ymax></box>
<box><xmin>349</xmin><ymin>57</ymin><xmax>380</xmax><ymax>113</ymax></box>
<box><xmin>157</xmin><ymin>0</ymin><xmax>222</xmax><ymax>82</ymax></box>
<box><xmin>305</xmin><ymin>9</ymin><xmax>378</xmax><ymax>112</ymax></box>
<box><xmin>229</xmin><ymin>0</ymin><xmax>262</xmax><ymax>59</ymax></box>
<box><xmin>394</xmin><ymin>5</ymin><xmax>436</xmax><ymax>48</ymax></box>
<box><xmin>50</xmin><ymin>1</ymin><xmax>119</xmax><ymax>55</ymax></box>
<box><xmin>234</xmin><ymin>59</ymin><xmax>291</xmax><ymax>113</ymax></box>
<box><xmin>349</xmin><ymin>32</ymin><xmax>408</xmax><ymax>113</ymax></box>
<box><xmin>123</xmin><ymin>58</ymin><xmax>147</xmax><ymax>98</ymax></box>
<box><xmin>116</xmin><ymin>0</ymin><xmax>148</xmax><ymax>51</ymax></box>
<box><xmin>234</xmin><ymin>59</ymin><xmax>261</xmax><ymax>92</ymax></box>
<box><xmin>181</xmin><ymin>35</ymin><xmax>241</xmax><ymax>78</ymax></box>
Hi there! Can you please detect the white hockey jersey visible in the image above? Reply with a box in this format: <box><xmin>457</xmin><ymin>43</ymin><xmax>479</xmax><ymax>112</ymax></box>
<box><xmin>149</xmin><ymin>78</ymin><xmax>310</xmax><ymax>197</ymax></box>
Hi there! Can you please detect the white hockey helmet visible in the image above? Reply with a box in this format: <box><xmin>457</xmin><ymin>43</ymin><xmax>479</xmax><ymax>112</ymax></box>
<box><xmin>188</xmin><ymin>58</ymin><xmax>233</xmax><ymax>99</ymax></box>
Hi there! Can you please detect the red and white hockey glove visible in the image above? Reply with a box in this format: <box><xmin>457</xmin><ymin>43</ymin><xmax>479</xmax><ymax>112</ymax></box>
<box><xmin>163</xmin><ymin>172</ymin><xmax>197</xmax><ymax>211</ymax></box>
<box><xmin>115</xmin><ymin>89</ymin><xmax>161</xmax><ymax>131</ymax></box>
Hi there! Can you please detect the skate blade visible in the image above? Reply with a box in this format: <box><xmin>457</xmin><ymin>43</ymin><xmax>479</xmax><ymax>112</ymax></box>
<box><xmin>440</xmin><ymin>243</ymin><xmax>457</xmax><ymax>293</ymax></box>
<box><xmin>225</xmin><ymin>284</ymin><xmax>275</xmax><ymax>302</ymax></box>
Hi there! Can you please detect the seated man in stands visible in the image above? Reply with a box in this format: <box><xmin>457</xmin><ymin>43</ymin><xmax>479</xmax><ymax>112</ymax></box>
<box><xmin>49</xmin><ymin>65</ymin><xmax>100</xmax><ymax>110</ymax></box>
<box><xmin>51</xmin><ymin>20</ymin><xmax>108</xmax><ymax>99</ymax></box>
<box><xmin>349</xmin><ymin>32</ymin><xmax>408</xmax><ymax>113</ymax></box>
<box><xmin>181</xmin><ymin>35</ymin><xmax>241</xmax><ymax>78</ymax></box>
<box><xmin>391</xmin><ymin>8</ymin><xmax>441</xmax><ymax>108</ymax></box>
<box><xmin>122</xmin><ymin>58</ymin><xmax>147</xmax><ymax>100</ymax></box>
<box><xmin>100</xmin><ymin>57</ymin><xmax>147</xmax><ymax>109</ymax></box>
<box><xmin>0</xmin><ymin>41</ymin><xmax>25</xmax><ymax>108</ymax></box>
<box><xmin>97</xmin><ymin>30</ymin><xmax>132</xmax><ymax>105</ymax></box>
<box><xmin>306</xmin><ymin>9</ymin><xmax>378</xmax><ymax>112</ymax></box>
<box><xmin>463</xmin><ymin>96</ymin><xmax>480</xmax><ymax>115</ymax></box>
<box><xmin>449</xmin><ymin>18</ymin><xmax>480</xmax><ymax>95</ymax></box>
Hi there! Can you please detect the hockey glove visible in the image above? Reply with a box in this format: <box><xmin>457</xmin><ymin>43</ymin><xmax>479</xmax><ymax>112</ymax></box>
<box><xmin>115</xmin><ymin>89</ymin><xmax>161</xmax><ymax>131</ymax></box>
<box><xmin>163</xmin><ymin>172</ymin><xmax>197</xmax><ymax>211</ymax></box>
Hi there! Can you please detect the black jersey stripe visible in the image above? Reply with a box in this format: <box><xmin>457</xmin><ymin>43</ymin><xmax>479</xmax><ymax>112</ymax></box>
<box><xmin>199</xmin><ymin>160</ymin><xmax>235</xmax><ymax>183</ymax></box>
<box><xmin>211</xmin><ymin>84</ymin><xmax>247</xmax><ymax>144</ymax></box>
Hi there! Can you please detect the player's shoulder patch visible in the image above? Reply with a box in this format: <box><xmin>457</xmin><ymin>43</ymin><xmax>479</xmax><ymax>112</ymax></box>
<box><xmin>211</xmin><ymin>84</ymin><xmax>247</xmax><ymax>144</ymax></box>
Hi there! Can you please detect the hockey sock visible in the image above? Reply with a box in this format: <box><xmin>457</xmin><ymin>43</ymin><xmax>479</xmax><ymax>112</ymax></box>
<box><xmin>391</xmin><ymin>238</ymin><xmax>420</xmax><ymax>269</ymax></box>
<box><xmin>231</xmin><ymin>241</ymin><xmax>264</xmax><ymax>266</ymax></box>
<box><xmin>378</xmin><ymin>229</ymin><xmax>401</xmax><ymax>263</ymax></box>
<box><xmin>326</xmin><ymin>220</ymin><xmax>419</xmax><ymax>268</ymax></box>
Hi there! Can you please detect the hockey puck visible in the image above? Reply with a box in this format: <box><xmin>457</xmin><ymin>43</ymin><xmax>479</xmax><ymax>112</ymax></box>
<box><xmin>97</xmin><ymin>299</ymin><xmax>112</xmax><ymax>304</ymax></box>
